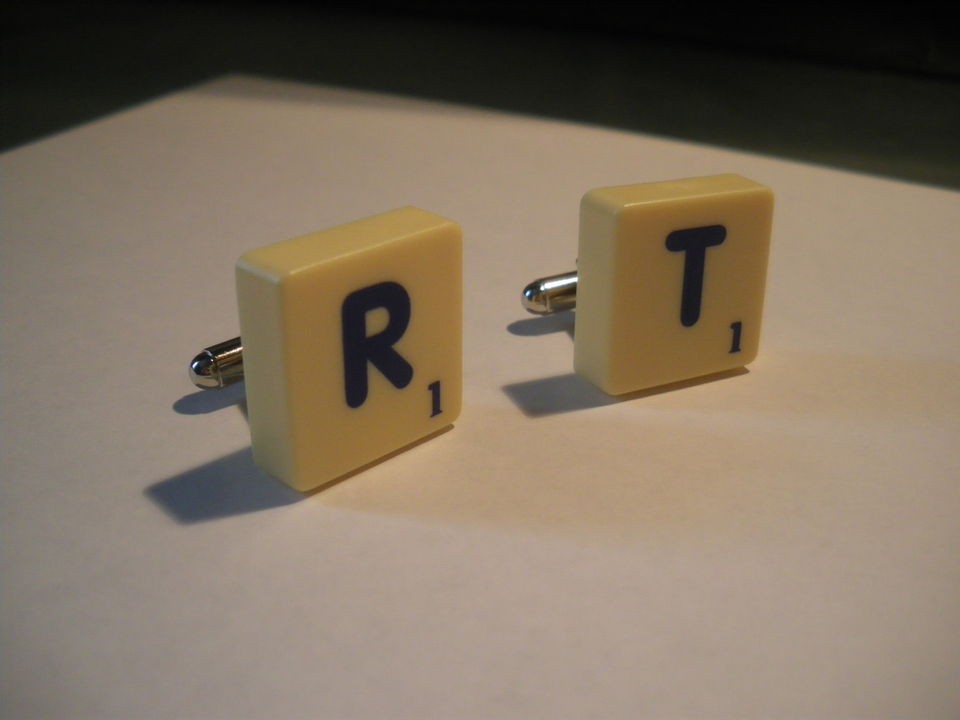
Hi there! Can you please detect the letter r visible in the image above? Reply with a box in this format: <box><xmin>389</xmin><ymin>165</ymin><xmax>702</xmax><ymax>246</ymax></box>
<box><xmin>341</xmin><ymin>282</ymin><xmax>414</xmax><ymax>408</ymax></box>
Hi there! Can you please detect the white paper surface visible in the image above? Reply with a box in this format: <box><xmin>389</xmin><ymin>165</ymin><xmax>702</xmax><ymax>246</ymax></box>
<box><xmin>2</xmin><ymin>75</ymin><xmax>958</xmax><ymax>719</ymax></box>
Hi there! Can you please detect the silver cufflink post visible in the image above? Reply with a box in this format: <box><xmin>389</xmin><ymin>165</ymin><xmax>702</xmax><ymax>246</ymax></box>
<box><xmin>191</xmin><ymin>268</ymin><xmax>579</xmax><ymax>390</ymax></box>
<box><xmin>192</xmin><ymin>268</ymin><xmax>578</xmax><ymax>390</ymax></box>
<box><xmin>520</xmin><ymin>270</ymin><xmax>578</xmax><ymax>315</ymax></box>
<box><xmin>189</xmin><ymin>337</ymin><xmax>244</xmax><ymax>389</ymax></box>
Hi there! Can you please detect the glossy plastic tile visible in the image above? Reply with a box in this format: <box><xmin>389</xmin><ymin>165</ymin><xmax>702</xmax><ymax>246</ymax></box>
<box><xmin>574</xmin><ymin>174</ymin><xmax>773</xmax><ymax>394</ymax></box>
<box><xmin>236</xmin><ymin>207</ymin><xmax>462</xmax><ymax>491</ymax></box>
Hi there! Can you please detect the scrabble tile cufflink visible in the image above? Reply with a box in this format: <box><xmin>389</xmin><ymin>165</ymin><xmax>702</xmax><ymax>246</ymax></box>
<box><xmin>189</xmin><ymin>207</ymin><xmax>462</xmax><ymax>492</ymax></box>
<box><xmin>522</xmin><ymin>174</ymin><xmax>774</xmax><ymax>395</ymax></box>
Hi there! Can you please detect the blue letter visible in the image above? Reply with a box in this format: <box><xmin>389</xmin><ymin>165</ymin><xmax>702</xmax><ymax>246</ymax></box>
<box><xmin>341</xmin><ymin>282</ymin><xmax>413</xmax><ymax>408</ymax></box>
<box><xmin>666</xmin><ymin>225</ymin><xmax>726</xmax><ymax>327</ymax></box>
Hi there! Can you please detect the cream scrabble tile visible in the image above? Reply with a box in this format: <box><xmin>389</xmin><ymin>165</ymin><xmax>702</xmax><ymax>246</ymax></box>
<box><xmin>574</xmin><ymin>174</ymin><xmax>774</xmax><ymax>395</ymax></box>
<box><xmin>236</xmin><ymin>207</ymin><xmax>462</xmax><ymax>491</ymax></box>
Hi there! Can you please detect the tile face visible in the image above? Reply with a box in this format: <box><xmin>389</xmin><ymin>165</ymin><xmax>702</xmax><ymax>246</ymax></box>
<box><xmin>574</xmin><ymin>174</ymin><xmax>774</xmax><ymax>395</ymax></box>
<box><xmin>236</xmin><ymin>207</ymin><xmax>462</xmax><ymax>491</ymax></box>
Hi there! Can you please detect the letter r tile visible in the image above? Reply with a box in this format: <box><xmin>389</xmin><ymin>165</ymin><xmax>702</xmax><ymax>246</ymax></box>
<box><xmin>574</xmin><ymin>174</ymin><xmax>774</xmax><ymax>395</ymax></box>
<box><xmin>236</xmin><ymin>207</ymin><xmax>462</xmax><ymax>492</ymax></box>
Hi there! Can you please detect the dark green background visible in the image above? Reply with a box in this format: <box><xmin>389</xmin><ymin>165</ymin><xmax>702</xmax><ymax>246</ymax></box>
<box><xmin>3</xmin><ymin>2</ymin><xmax>958</xmax><ymax>187</ymax></box>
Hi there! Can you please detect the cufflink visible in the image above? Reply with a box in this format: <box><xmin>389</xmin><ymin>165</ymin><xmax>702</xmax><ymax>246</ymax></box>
<box><xmin>188</xmin><ymin>207</ymin><xmax>463</xmax><ymax>492</ymax></box>
<box><xmin>522</xmin><ymin>174</ymin><xmax>774</xmax><ymax>395</ymax></box>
